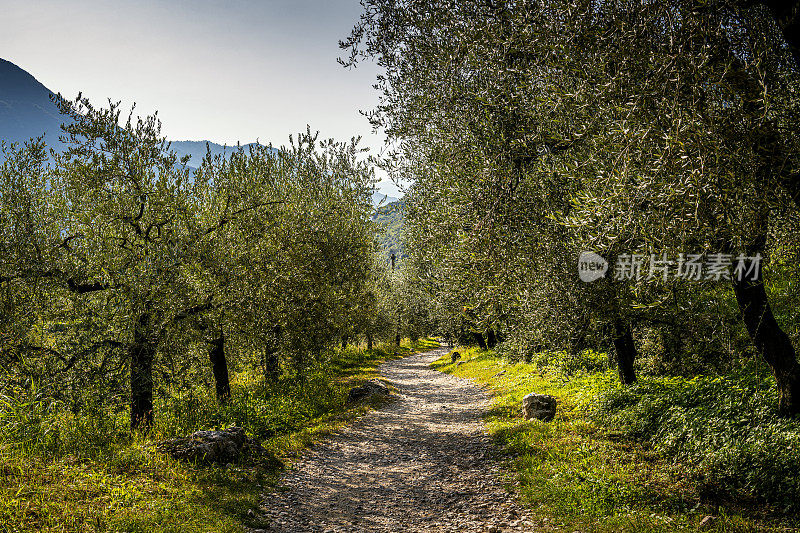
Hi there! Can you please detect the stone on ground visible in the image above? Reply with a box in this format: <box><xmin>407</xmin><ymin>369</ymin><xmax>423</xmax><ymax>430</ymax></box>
<box><xmin>521</xmin><ymin>392</ymin><xmax>557</xmax><ymax>421</ymax></box>
<box><xmin>347</xmin><ymin>379</ymin><xmax>390</xmax><ymax>403</ymax></box>
<box><xmin>156</xmin><ymin>426</ymin><xmax>265</xmax><ymax>464</ymax></box>
<box><xmin>699</xmin><ymin>515</ymin><xmax>717</xmax><ymax>529</ymax></box>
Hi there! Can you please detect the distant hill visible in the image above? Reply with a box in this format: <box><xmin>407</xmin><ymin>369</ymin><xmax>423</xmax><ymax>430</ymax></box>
<box><xmin>0</xmin><ymin>59</ymin><xmax>271</xmax><ymax>165</ymax></box>
<box><xmin>170</xmin><ymin>140</ymin><xmax>274</xmax><ymax>168</ymax></box>
<box><xmin>1</xmin><ymin>58</ymin><xmax>402</xmax><ymax>206</ymax></box>
<box><xmin>371</xmin><ymin>191</ymin><xmax>399</xmax><ymax>206</ymax></box>
<box><xmin>0</xmin><ymin>58</ymin><xmax>66</xmax><ymax>148</ymax></box>
<box><xmin>372</xmin><ymin>199</ymin><xmax>405</xmax><ymax>258</ymax></box>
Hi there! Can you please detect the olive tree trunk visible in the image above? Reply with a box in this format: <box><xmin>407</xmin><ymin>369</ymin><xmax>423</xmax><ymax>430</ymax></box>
<box><xmin>130</xmin><ymin>312</ymin><xmax>155</xmax><ymax>431</ymax></box>
<box><xmin>486</xmin><ymin>328</ymin><xmax>497</xmax><ymax>349</ymax></box>
<box><xmin>612</xmin><ymin>318</ymin><xmax>637</xmax><ymax>385</ymax></box>
<box><xmin>264</xmin><ymin>325</ymin><xmax>282</xmax><ymax>382</ymax></box>
<box><xmin>733</xmin><ymin>270</ymin><xmax>800</xmax><ymax>416</ymax></box>
<box><xmin>473</xmin><ymin>331</ymin><xmax>488</xmax><ymax>350</ymax></box>
<box><xmin>209</xmin><ymin>333</ymin><xmax>231</xmax><ymax>404</ymax></box>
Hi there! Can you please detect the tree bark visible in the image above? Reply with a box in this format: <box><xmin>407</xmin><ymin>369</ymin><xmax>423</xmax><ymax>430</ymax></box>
<box><xmin>486</xmin><ymin>328</ymin><xmax>497</xmax><ymax>349</ymax></box>
<box><xmin>209</xmin><ymin>333</ymin><xmax>231</xmax><ymax>404</ymax></box>
<box><xmin>366</xmin><ymin>333</ymin><xmax>373</xmax><ymax>351</ymax></box>
<box><xmin>720</xmin><ymin>11</ymin><xmax>800</xmax><ymax>414</ymax></box>
<box><xmin>733</xmin><ymin>269</ymin><xmax>800</xmax><ymax>415</ymax></box>
<box><xmin>612</xmin><ymin>318</ymin><xmax>637</xmax><ymax>385</ymax></box>
<box><xmin>473</xmin><ymin>331</ymin><xmax>488</xmax><ymax>350</ymax></box>
<box><xmin>264</xmin><ymin>325</ymin><xmax>282</xmax><ymax>382</ymax></box>
<box><xmin>130</xmin><ymin>312</ymin><xmax>155</xmax><ymax>431</ymax></box>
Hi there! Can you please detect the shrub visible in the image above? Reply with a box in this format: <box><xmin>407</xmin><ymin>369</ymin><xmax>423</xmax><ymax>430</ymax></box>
<box><xmin>529</xmin><ymin>349</ymin><xmax>610</xmax><ymax>376</ymax></box>
<box><xmin>595</xmin><ymin>361</ymin><xmax>800</xmax><ymax>507</ymax></box>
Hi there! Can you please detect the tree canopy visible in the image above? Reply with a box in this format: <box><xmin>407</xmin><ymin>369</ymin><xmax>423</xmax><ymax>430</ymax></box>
<box><xmin>342</xmin><ymin>0</ymin><xmax>800</xmax><ymax>412</ymax></box>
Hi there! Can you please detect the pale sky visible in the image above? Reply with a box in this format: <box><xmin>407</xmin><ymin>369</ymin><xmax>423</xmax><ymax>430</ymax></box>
<box><xmin>0</xmin><ymin>0</ymin><xmax>403</xmax><ymax>197</ymax></box>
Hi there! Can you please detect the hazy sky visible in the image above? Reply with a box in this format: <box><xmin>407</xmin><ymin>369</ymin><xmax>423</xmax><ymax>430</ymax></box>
<box><xmin>0</xmin><ymin>0</ymin><xmax>403</xmax><ymax>196</ymax></box>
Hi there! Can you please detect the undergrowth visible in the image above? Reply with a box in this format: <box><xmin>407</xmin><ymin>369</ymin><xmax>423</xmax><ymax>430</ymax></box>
<box><xmin>597</xmin><ymin>362</ymin><xmax>800</xmax><ymax>510</ymax></box>
<box><xmin>432</xmin><ymin>347</ymin><xmax>800</xmax><ymax>532</ymax></box>
<box><xmin>0</xmin><ymin>338</ymin><xmax>438</xmax><ymax>532</ymax></box>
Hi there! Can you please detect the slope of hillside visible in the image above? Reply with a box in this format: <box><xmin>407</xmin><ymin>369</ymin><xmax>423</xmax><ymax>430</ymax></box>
<box><xmin>0</xmin><ymin>58</ymin><xmax>401</xmax><ymax>207</ymax></box>
<box><xmin>0</xmin><ymin>59</ymin><xmax>274</xmax><ymax>165</ymax></box>
<box><xmin>0</xmin><ymin>58</ymin><xmax>66</xmax><ymax>147</ymax></box>
<box><xmin>372</xmin><ymin>199</ymin><xmax>405</xmax><ymax>258</ymax></box>
<box><xmin>371</xmin><ymin>191</ymin><xmax>399</xmax><ymax>206</ymax></box>
<box><xmin>169</xmin><ymin>140</ymin><xmax>270</xmax><ymax>167</ymax></box>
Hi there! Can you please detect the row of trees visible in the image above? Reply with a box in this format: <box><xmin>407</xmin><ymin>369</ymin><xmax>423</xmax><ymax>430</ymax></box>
<box><xmin>342</xmin><ymin>0</ymin><xmax>800</xmax><ymax>413</ymax></box>
<box><xmin>0</xmin><ymin>95</ymin><xmax>397</xmax><ymax>431</ymax></box>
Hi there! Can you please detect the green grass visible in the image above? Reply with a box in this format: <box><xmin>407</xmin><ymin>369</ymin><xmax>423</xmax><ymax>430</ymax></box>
<box><xmin>596</xmin><ymin>365</ymin><xmax>800</xmax><ymax>510</ymax></box>
<box><xmin>0</xmin><ymin>338</ymin><xmax>439</xmax><ymax>533</ymax></box>
<box><xmin>432</xmin><ymin>347</ymin><xmax>799</xmax><ymax>532</ymax></box>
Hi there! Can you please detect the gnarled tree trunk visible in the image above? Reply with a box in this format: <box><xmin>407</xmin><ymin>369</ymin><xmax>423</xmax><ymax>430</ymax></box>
<box><xmin>209</xmin><ymin>333</ymin><xmax>231</xmax><ymax>404</ymax></box>
<box><xmin>473</xmin><ymin>331</ymin><xmax>488</xmax><ymax>350</ymax></box>
<box><xmin>612</xmin><ymin>318</ymin><xmax>637</xmax><ymax>385</ymax></box>
<box><xmin>486</xmin><ymin>328</ymin><xmax>497</xmax><ymax>349</ymax></box>
<box><xmin>264</xmin><ymin>325</ymin><xmax>282</xmax><ymax>382</ymax></box>
<box><xmin>130</xmin><ymin>312</ymin><xmax>155</xmax><ymax>431</ymax></box>
<box><xmin>733</xmin><ymin>266</ymin><xmax>800</xmax><ymax>415</ymax></box>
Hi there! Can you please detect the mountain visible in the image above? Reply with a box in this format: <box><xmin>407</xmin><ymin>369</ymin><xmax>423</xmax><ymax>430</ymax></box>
<box><xmin>372</xmin><ymin>199</ymin><xmax>405</xmax><ymax>258</ymax></box>
<box><xmin>371</xmin><ymin>191</ymin><xmax>399</xmax><ymax>207</ymax></box>
<box><xmin>0</xmin><ymin>58</ymin><xmax>66</xmax><ymax>148</ymax></box>
<box><xmin>1</xmin><ymin>58</ymin><xmax>403</xmax><ymax>205</ymax></box>
<box><xmin>169</xmin><ymin>140</ymin><xmax>271</xmax><ymax>168</ymax></box>
<box><xmin>0</xmin><ymin>59</ymin><xmax>270</xmax><ymax>164</ymax></box>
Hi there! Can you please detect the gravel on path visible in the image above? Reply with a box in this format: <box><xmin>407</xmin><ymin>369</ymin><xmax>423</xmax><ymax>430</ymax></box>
<box><xmin>254</xmin><ymin>347</ymin><xmax>534</xmax><ymax>532</ymax></box>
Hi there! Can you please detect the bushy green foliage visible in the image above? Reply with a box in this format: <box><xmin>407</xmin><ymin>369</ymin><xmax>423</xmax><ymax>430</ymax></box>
<box><xmin>535</xmin><ymin>350</ymin><xmax>610</xmax><ymax>376</ymax></box>
<box><xmin>344</xmin><ymin>0</ymin><xmax>800</xmax><ymax>402</ymax></box>
<box><xmin>0</xmin><ymin>386</ymin><xmax>129</xmax><ymax>458</ymax></box>
<box><xmin>436</xmin><ymin>347</ymin><xmax>800</xmax><ymax>530</ymax></box>
<box><xmin>156</xmin><ymin>364</ymin><xmax>353</xmax><ymax>442</ymax></box>
<box><xmin>0</xmin><ymin>96</ymin><xmax>383</xmax><ymax>432</ymax></box>
<box><xmin>0</xmin><ymin>340</ymin><xmax>436</xmax><ymax>532</ymax></box>
<box><xmin>0</xmin><ymin>343</ymin><xmax>403</xmax><ymax>458</ymax></box>
<box><xmin>596</xmin><ymin>363</ymin><xmax>800</xmax><ymax>508</ymax></box>
<box><xmin>372</xmin><ymin>199</ymin><xmax>404</xmax><ymax>260</ymax></box>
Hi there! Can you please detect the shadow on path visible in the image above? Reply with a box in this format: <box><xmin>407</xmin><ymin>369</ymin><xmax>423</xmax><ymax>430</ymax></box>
<box><xmin>254</xmin><ymin>347</ymin><xmax>532</xmax><ymax>533</ymax></box>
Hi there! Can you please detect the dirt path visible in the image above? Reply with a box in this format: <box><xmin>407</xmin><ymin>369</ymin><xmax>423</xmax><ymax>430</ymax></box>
<box><xmin>254</xmin><ymin>347</ymin><xmax>534</xmax><ymax>532</ymax></box>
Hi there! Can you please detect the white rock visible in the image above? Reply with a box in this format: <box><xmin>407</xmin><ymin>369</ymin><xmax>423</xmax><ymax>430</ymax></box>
<box><xmin>521</xmin><ymin>393</ymin><xmax>556</xmax><ymax>421</ymax></box>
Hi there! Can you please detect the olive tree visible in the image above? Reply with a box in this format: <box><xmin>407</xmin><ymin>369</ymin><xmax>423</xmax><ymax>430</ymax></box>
<box><xmin>1</xmin><ymin>95</ymin><xmax>378</xmax><ymax>432</ymax></box>
<box><xmin>344</xmin><ymin>0</ymin><xmax>800</xmax><ymax>410</ymax></box>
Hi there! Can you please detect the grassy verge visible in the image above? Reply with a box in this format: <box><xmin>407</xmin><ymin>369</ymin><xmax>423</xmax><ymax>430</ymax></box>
<box><xmin>0</xmin><ymin>338</ymin><xmax>439</xmax><ymax>533</ymax></box>
<box><xmin>432</xmin><ymin>347</ymin><xmax>799</xmax><ymax>532</ymax></box>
